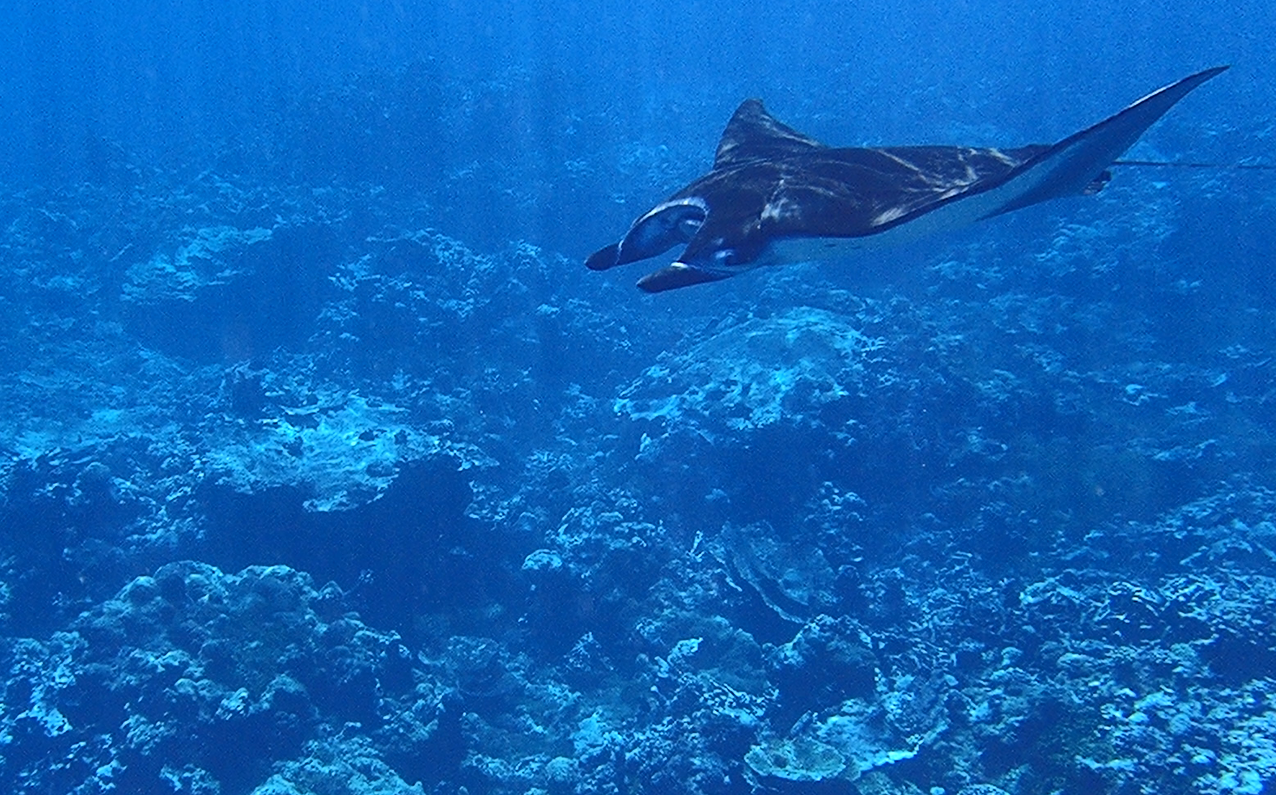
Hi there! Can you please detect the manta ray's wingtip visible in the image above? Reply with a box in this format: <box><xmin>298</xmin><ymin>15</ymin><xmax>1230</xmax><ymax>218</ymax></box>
<box><xmin>1184</xmin><ymin>65</ymin><xmax>1230</xmax><ymax>86</ymax></box>
<box><xmin>1170</xmin><ymin>65</ymin><xmax>1229</xmax><ymax>91</ymax></box>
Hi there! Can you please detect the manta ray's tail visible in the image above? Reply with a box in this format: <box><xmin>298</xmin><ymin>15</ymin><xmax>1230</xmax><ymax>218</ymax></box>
<box><xmin>1113</xmin><ymin>159</ymin><xmax>1276</xmax><ymax>171</ymax></box>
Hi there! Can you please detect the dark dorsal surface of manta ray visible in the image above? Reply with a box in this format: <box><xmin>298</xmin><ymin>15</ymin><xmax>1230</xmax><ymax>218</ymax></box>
<box><xmin>586</xmin><ymin>66</ymin><xmax>1229</xmax><ymax>293</ymax></box>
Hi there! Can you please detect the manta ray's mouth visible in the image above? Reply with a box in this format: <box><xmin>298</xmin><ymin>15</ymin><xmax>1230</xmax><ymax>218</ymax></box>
<box><xmin>636</xmin><ymin>262</ymin><xmax>729</xmax><ymax>293</ymax></box>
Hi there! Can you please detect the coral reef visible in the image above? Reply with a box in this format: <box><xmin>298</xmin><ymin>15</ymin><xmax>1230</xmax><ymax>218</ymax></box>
<box><xmin>1</xmin><ymin>123</ymin><xmax>1274</xmax><ymax>795</ymax></box>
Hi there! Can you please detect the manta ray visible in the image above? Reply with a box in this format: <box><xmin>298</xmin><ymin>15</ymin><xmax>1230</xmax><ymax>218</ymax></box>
<box><xmin>586</xmin><ymin>66</ymin><xmax>1228</xmax><ymax>293</ymax></box>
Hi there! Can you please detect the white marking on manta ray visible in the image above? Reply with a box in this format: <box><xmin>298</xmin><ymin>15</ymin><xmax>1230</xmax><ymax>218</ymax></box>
<box><xmin>761</xmin><ymin>175</ymin><xmax>807</xmax><ymax>224</ymax></box>
<box><xmin>987</xmin><ymin>148</ymin><xmax>1018</xmax><ymax>166</ymax></box>
<box><xmin>761</xmin><ymin>196</ymin><xmax>802</xmax><ymax>224</ymax></box>
<box><xmin>876</xmin><ymin>148</ymin><xmax>986</xmax><ymax>190</ymax></box>
<box><xmin>876</xmin><ymin>150</ymin><xmax>928</xmax><ymax>176</ymax></box>
<box><xmin>871</xmin><ymin>206</ymin><xmax>909</xmax><ymax>227</ymax></box>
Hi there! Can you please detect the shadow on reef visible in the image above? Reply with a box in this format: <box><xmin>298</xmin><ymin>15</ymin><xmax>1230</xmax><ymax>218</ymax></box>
<box><xmin>196</xmin><ymin>458</ymin><xmax>513</xmax><ymax>640</ymax></box>
<box><xmin>122</xmin><ymin>223</ymin><xmax>342</xmax><ymax>363</ymax></box>
<box><xmin>0</xmin><ymin>446</ymin><xmax>156</xmax><ymax>636</ymax></box>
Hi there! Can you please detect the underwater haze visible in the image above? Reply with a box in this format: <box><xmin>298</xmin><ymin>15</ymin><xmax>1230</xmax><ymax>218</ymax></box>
<box><xmin>2</xmin><ymin>1</ymin><xmax>1276</xmax><ymax>793</ymax></box>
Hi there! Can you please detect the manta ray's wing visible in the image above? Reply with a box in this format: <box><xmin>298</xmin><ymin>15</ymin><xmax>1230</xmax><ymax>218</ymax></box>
<box><xmin>712</xmin><ymin>98</ymin><xmax>828</xmax><ymax>167</ymax></box>
<box><xmin>625</xmin><ymin>145</ymin><xmax>1040</xmax><ymax>291</ymax></box>
<box><xmin>632</xmin><ymin>141</ymin><xmax>1062</xmax><ymax>292</ymax></box>
<box><xmin>943</xmin><ymin>64</ymin><xmax>1230</xmax><ymax>222</ymax></box>
<box><xmin>750</xmin><ymin>65</ymin><xmax>1231</xmax><ymax>245</ymax></box>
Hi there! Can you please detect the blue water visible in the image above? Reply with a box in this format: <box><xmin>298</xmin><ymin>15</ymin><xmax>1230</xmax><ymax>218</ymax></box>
<box><xmin>1</xmin><ymin>2</ymin><xmax>1275</xmax><ymax>794</ymax></box>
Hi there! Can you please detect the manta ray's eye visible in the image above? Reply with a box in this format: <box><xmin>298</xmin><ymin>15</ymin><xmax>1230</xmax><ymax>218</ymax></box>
<box><xmin>712</xmin><ymin>249</ymin><xmax>737</xmax><ymax>268</ymax></box>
